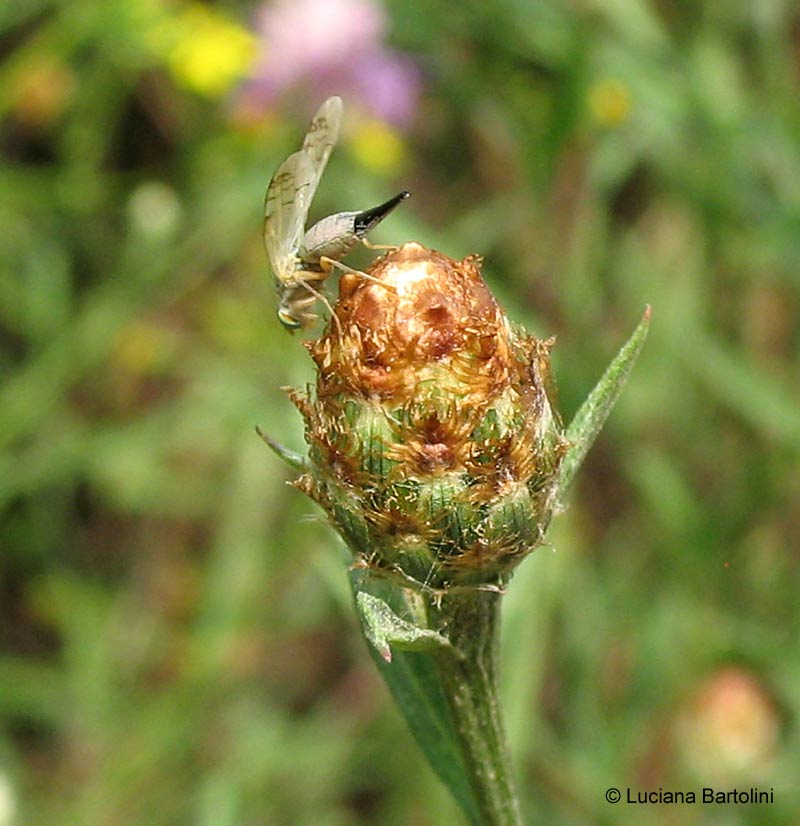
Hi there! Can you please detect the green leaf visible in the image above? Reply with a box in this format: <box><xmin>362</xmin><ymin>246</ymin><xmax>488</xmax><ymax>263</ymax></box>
<box><xmin>356</xmin><ymin>592</ymin><xmax>453</xmax><ymax>662</ymax></box>
<box><xmin>350</xmin><ymin>574</ymin><xmax>485</xmax><ymax>825</ymax></box>
<box><xmin>557</xmin><ymin>306</ymin><xmax>651</xmax><ymax>502</ymax></box>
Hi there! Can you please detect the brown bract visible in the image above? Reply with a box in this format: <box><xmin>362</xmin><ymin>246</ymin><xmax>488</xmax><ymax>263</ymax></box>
<box><xmin>307</xmin><ymin>242</ymin><xmax>514</xmax><ymax>403</ymax></box>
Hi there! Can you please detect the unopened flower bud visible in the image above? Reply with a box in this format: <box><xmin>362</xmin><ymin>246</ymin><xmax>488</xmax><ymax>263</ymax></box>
<box><xmin>291</xmin><ymin>242</ymin><xmax>567</xmax><ymax>591</ymax></box>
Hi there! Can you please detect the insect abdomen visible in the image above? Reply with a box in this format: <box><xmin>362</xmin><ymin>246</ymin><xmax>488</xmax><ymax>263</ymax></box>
<box><xmin>299</xmin><ymin>212</ymin><xmax>360</xmax><ymax>264</ymax></box>
<box><xmin>299</xmin><ymin>191</ymin><xmax>410</xmax><ymax>265</ymax></box>
<box><xmin>353</xmin><ymin>191</ymin><xmax>409</xmax><ymax>237</ymax></box>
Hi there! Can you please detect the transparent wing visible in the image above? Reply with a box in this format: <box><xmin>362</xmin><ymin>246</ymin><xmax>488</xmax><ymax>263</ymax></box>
<box><xmin>299</xmin><ymin>96</ymin><xmax>342</xmax><ymax>195</ymax></box>
<box><xmin>263</xmin><ymin>150</ymin><xmax>314</xmax><ymax>279</ymax></box>
<box><xmin>285</xmin><ymin>96</ymin><xmax>343</xmax><ymax>258</ymax></box>
<box><xmin>263</xmin><ymin>97</ymin><xmax>343</xmax><ymax>281</ymax></box>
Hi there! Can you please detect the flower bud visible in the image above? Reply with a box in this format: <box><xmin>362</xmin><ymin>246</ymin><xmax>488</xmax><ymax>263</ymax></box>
<box><xmin>292</xmin><ymin>243</ymin><xmax>567</xmax><ymax>590</ymax></box>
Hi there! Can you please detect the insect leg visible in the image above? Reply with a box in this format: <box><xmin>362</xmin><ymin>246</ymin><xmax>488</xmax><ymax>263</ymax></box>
<box><xmin>360</xmin><ymin>238</ymin><xmax>400</xmax><ymax>252</ymax></box>
<box><xmin>297</xmin><ymin>278</ymin><xmax>343</xmax><ymax>334</ymax></box>
<box><xmin>320</xmin><ymin>257</ymin><xmax>398</xmax><ymax>293</ymax></box>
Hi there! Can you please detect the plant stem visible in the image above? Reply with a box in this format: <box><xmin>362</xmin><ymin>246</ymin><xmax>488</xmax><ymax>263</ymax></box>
<box><xmin>427</xmin><ymin>589</ymin><xmax>523</xmax><ymax>826</ymax></box>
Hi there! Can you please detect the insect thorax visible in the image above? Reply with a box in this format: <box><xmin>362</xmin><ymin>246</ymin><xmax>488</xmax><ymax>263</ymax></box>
<box><xmin>276</xmin><ymin>255</ymin><xmax>325</xmax><ymax>287</ymax></box>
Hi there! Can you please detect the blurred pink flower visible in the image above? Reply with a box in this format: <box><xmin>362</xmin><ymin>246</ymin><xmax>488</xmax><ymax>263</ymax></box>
<box><xmin>239</xmin><ymin>0</ymin><xmax>420</xmax><ymax>127</ymax></box>
<box><xmin>676</xmin><ymin>667</ymin><xmax>780</xmax><ymax>783</ymax></box>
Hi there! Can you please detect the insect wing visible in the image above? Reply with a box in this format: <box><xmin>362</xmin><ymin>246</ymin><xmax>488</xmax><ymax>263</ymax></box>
<box><xmin>263</xmin><ymin>97</ymin><xmax>343</xmax><ymax>283</ymax></box>
<box><xmin>300</xmin><ymin>96</ymin><xmax>342</xmax><ymax>174</ymax></box>
<box><xmin>263</xmin><ymin>149</ymin><xmax>314</xmax><ymax>281</ymax></box>
<box><xmin>286</xmin><ymin>96</ymin><xmax>342</xmax><ymax>257</ymax></box>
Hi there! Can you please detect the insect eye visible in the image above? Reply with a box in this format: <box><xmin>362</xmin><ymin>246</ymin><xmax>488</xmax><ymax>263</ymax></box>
<box><xmin>278</xmin><ymin>308</ymin><xmax>302</xmax><ymax>330</ymax></box>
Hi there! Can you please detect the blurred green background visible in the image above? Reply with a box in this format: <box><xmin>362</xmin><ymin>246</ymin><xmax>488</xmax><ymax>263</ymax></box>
<box><xmin>1</xmin><ymin>0</ymin><xmax>799</xmax><ymax>824</ymax></box>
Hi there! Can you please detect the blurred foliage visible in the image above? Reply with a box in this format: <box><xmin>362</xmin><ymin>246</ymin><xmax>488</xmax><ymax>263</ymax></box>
<box><xmin>1</xmin><ymin>0</ymin><xmax>799</xmax><ymax>824</ymax></box>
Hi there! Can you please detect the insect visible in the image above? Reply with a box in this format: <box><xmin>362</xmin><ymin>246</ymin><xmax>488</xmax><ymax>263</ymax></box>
<box><xmin>264</xmin><ymin>96</ymin><xmax>410</xmax><ymax>330</ymax></box>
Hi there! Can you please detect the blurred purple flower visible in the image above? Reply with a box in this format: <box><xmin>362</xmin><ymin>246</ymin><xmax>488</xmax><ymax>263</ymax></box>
<box><xmin>239</xmin><ymin>0</ymin><xmax>421</xmax><ymax>128</ymax></box>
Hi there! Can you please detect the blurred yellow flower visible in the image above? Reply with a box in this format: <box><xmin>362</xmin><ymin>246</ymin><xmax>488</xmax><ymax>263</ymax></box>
<box><xmin>10</xmin><ymin>56</ymin><xmax>76</xmax><ymax>127</ymax></box>
<box><xmin>198</xmin><ymin>288</ymin><xmax>262</xmax><ymax>353</ymax></box>
<box><xmin>349</xmin><ymin>118</ymin><xmax>406</xmax><ymax>175</ymax></box>
<box><xmin>588</xmin><ymin>78</ymin><xmax>632</xmax><ymax>128</ymax></box>
<box><xmin>151</xmin><ymin>4</ymin><xmax>256</xmax><ymax>98</ymax></box>
<box><xmin>112</xmin><ymin>320</ymin><xmax>176</xmax><ymax>375</ymax></box>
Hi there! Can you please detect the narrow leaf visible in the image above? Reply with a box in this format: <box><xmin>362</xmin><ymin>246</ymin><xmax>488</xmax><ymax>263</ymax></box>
<box><xmin>557</xmin><ymin>306</ymin><xmax>651</xmax><ymax>502</ymax></box>
<box><xmin>255</xmin><ymin>425</ymin><xmax>306</xmax><ymax>470</ymax></box>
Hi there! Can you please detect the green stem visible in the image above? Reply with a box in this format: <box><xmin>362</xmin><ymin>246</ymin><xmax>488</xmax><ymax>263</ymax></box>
<box><xmin>426</xmin><ymin>589</ymin><xmax>523</xmax><ymax>826</ymax></box>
